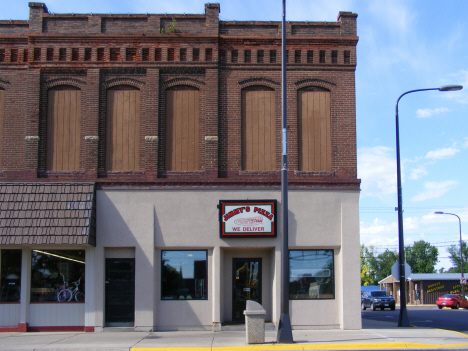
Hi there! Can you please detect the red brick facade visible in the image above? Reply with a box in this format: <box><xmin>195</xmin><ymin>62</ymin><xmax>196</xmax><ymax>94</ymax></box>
<box><xmin>0</xmin><ymin>2</ymin><xmax>359</xmax><ymax>189</ymax></box>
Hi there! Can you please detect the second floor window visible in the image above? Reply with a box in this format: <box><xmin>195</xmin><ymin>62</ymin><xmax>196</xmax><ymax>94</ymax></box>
<box><xmin>241</xmin><ymin>86</ymin><xmax>276</xmax><ymax>171</ymax></box>
<box><xmin>165</xmin><ymin>86</ymin><xmax>200</xmax><ymax>171</ymax></box>
<box><xmin>46</xmin><ymin>86</ymin><xmax>81</xmax><ymax>171</ymax></box>
<box><xmin>106</xmin><ymin>86</ymin><xmax>141</xmax><ymax>171</ymax></box>
<box><xmin>297</xmin><ymin>87</ymin><xmax>331</xmax><ymax>172</ymax></box>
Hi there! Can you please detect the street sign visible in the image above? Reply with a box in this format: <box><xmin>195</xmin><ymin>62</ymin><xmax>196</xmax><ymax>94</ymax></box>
<box><xmin>461</xmin><ymin>277</ymin><xmax>466</xmax><ymax>285</ymax></box>
<box><xmin>391</xmin><ymin>261</ymin><xmax>412</xmax><ymax>281</ymax></box>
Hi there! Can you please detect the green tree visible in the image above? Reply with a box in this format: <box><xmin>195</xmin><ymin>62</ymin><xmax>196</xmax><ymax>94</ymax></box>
<box><xmin>405</xmin><ymin>240</ymin><xmax>438</xmax><ymax>273</ymax></box>
<box><xmin>446</xmin><ymin>241</ymin><xmax>468</xmax><ymax>273</ymax></box>
<box><xmin>369</xmin><ymin>249</ymin><xmax>398</xmax><ymax>283</ymax></box>
<box><xmin>360</xmin><ymin>244</ymin><xmax>376</xmax><ymax>286</ymax></box>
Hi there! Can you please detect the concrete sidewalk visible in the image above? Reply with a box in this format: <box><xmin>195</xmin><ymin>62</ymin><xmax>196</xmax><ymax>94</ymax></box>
<box><xmin>1</xmin><ymin>320</ymin><xmax>468</xmax><ymax>351</ymax></box>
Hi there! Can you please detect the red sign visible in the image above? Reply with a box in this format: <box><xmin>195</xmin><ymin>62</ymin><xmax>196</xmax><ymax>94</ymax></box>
<box><xmin>219</xmin><ymin>200</ymin><xmax>277</xmax><ymax>238</ymax></box>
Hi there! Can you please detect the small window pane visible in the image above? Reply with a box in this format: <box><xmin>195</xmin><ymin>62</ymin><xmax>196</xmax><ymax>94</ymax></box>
<box><xmin>244</xmin><ymin>50</ymin><xmax>251</xmax><ymax>63</ymax></box>
<box><xmin>31</xmin><ymin>250</ymin><xmax>85</xmax><ymax>303</ymax></box>
<box><xmin>1</xmin><ymin>250</ymin><xmax>22</xmax><ymax>302</ymax></box>
<box><xmin>192</xmin><ymin>48</ymin><xmax>199</xmax><ymax>62</ymax></box>
<box><xmin>161</xmin><ymin>250</ymin><xmax>207</xmax><ymax>300</ymax></box>
<box><xmin>269</xmin><ymin>50</ymin><xmax>276</xmax><ymax>63</ymax></box>
<box><xmin>231</xmin><ymin>50</ymin><xmax>238</xmax><ymax>63</ymax></box>
<box><xmin>289</xmin><ymin>250</ymin><xmax>334</xmax><ymax>299</ymax></box>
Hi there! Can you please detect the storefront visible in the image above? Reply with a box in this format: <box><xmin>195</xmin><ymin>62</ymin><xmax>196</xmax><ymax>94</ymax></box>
<box><xmin>0</xmin><ymin>185</ymin><xmax>360</xmax><ymax>331</ymax></box>
<box><xmin>0</xmin><ymin>2</ymin><xmax>360</xmax><ymax>332</ymax></box>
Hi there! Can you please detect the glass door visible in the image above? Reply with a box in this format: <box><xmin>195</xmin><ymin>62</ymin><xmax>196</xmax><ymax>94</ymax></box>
<box><xmin>232</xmin><ymin>258</ymin><xmax>261</xmax><ymax>322</ymax></box>
<box><xmin>105</xmin><ymin>258</ymin><xmax>135</xmax><ymax>327</ymax></box>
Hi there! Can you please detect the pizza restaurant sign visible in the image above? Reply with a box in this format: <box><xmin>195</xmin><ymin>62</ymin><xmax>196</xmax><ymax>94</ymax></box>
<box><xmin>219</xmin><ymin>200</ymin><xmax>277</xmax><ymax>238</ymax></box>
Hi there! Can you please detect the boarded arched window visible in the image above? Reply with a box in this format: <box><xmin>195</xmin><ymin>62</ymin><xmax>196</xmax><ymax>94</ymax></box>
<box><xmin>0</xmin><ymin>88</ymin><xmax>4</xmax><ymax>168</ymax></box>
<box><xmin>165</xmin><ymin>86</ymin><xmax>199</xmax><ymax>171</ymax></box>
<box><xmin>298</xmin><ymin>87</ymin><xmax>331</xmax><ymax>172</ymax></box>
<box><xmin>242</xmin><ymin>86</ymin><xmax>276</xmax><ymax>171</ymax></box>
<box><xmin>46</xmin><ymin>86</ymin><xmax>81</xmax><ymax>171</ymax></box>
<box><xmin>106</xmin><ymin>86</ymin><xmax>140</xmax><ymax>171</ymax></box>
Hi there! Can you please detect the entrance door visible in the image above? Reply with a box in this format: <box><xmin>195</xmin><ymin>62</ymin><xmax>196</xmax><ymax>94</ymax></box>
<box><xmin>105</xmin><ymin>258</ymin><xmax>135</xmax><ymax>327</ymax></box>
<box><xmin>232</xmin><ymin>258</ymin><xmax>262</xmax><ymax>322</ymax></box>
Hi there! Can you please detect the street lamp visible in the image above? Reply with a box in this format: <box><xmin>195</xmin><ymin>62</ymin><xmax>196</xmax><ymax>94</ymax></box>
<box><xmin>395</xmin><ymin>84</ymin><xmax>462</xmax><ymax>327</ymax></box>
<box><xmin>434</xmin><ymin>212</ymin><xmax>464</xmax><ymax>297</ymax></box>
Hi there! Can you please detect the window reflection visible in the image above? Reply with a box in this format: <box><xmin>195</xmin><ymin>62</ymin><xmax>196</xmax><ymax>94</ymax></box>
<box><xmin>289</xmin><ymin>250</ymin><xmax>334</xmax><ymax>299</ymax></box>
<box><xmin>161</xmin><ymin>250</ymin><xmax>207</xmax><ymax>300</ymax></box>
<box><xmin>1</xmin><ymin>250</ymin><xmax>22</xmax><ymax>302</ymax></box>
<box><xmin>31</xmin><ymin>250</ymin><xmax>85</xmax><ymax>302</ymax></box>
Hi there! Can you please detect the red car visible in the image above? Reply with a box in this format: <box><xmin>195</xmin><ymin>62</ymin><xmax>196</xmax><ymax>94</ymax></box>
<box><xmin>436</xmin><ymin>294</ymin><xmax>468</xmax><ymax>309</ymax></box>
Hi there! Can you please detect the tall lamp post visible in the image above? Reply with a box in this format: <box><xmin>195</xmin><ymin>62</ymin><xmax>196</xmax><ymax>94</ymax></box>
<box><xmin>395</xmin><ymin>85</ymin><xmax>462</xmax><ymax>327</ymax></box>
<box><xmin>276</xmin><ymin>0</ymin><xmax>293</xmax><ymax>343</ymax></box>
<box><xmin>434</xmin><ymin>212</ymin><xmax>464</xmax><ymax>297</ymax></box>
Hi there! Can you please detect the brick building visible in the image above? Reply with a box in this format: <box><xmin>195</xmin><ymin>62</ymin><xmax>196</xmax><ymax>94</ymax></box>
<box><xmin>0</xmin><ymin>3</ymin><xmax>360</xmax><ymax>332</ymax></box>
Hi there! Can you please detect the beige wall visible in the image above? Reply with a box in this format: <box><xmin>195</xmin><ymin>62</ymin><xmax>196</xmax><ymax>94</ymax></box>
<box><xmin>95</xmin><ymin>188</ymin><xmax>360</xmax><ymax>330</ymax></box>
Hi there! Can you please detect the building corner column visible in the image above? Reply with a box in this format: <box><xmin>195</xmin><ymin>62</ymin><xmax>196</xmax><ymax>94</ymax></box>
<box><xmin>19</xmin><ymin>249</ymin><xmax>31</xmax><ymax>330</ymax></box>
<box><xmin>340</xmin><ymin>199</ymin><xmax>361</xmax><ymax>330</ymax></box>
<box><xmin>84</xmin><ymin>247</ymin><xmax>95</xmax><ymax>331</ymax></box>
<box><xmin>212</xmin><ymin>246</ymin><xmax>221</xmax><ymax>331</ymax></box>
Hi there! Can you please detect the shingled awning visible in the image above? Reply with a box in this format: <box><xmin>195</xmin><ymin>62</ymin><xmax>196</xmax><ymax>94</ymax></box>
<box><xmin>0</xmin><ymin>183</ymin><xmax>96</xmax><ymax>246</ymax></box>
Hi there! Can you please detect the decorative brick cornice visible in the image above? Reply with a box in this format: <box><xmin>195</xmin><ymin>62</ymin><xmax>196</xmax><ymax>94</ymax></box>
<box><xmin>145</xmin><ymin>136</ymin><xmax>159</xmax><ymax>142</ymax></box>
<box><xmin>45</xmin><ymin>78</ymin><xmax>86</xmax><ymax>90</ymax></box>
<box><xmin>103</xmin><ymin>78</ymin><xmax>144</xmax><ymax>90</ymax></box>
<box><xmin>162</xmin><ymin>78</ymin><xmax>205</xmax><ymax>90</ymax></box>
<box><xmin>238</xmin><ymin>77</ymin><xmax>280</xmax><ymax>90</ymax></box>
<box><xmin>294</xmin><ymin>78</ymin><xmax>336</xmax><ymax>91</ymax></box>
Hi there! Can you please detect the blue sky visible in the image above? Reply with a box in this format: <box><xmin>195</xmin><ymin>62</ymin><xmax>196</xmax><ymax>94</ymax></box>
<box><xmin>2</xmin><ymin>0</ymin><xmax>468</xmax><ymax>271</ymax></box>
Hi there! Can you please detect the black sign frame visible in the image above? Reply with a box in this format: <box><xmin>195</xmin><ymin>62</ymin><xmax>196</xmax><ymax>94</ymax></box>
<box><xmin>219</xmin><ymin>199</ymin><xmax>277</xmax><ymax>238</ymax></box>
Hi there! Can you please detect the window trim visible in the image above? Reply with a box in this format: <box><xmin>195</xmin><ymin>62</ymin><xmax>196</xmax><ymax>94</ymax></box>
<box><xmin>160</xmin><ymin>249</ymin><xmax>208</xmax><ymax>301</ymax></box>
<box><xmin>289</xmin><ymin>249</ymin><xmax>335</xmax><ymax>300</ymax></box>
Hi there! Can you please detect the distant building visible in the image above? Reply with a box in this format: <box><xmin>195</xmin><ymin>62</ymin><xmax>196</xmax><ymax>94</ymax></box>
<box><xmin>379</xmin><ymin>273</ymin><xmax>465</xmax><ymax>305</ymax></box>
<box><xmin>0</xmin><ymin>3</ymin><xmax>360</xmax><ymax>332</ymax></box>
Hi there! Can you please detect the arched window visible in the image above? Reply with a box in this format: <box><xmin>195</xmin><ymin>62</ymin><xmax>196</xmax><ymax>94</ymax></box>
<box><xmin>241</xmin><ymin>86</ymin><xmax>276</xmax><ymax>171</ymax></box>
<box><xmin>165</xmin><ymin>85</ymin><xmax>199</xmax><ymax>171</ymax></box>
<box><xmin>46</xmin><ymin>86</ymin><xmax>81</xmax><ymax>171</ymax></box>
<box><xmin>106</xmin><ymin>85</ymin><xmax>140</xmax><ymax>171</ymax></box>
<box><xmin>297</xmin><ymin>87</ymin><xmax>331</xmax><ymax>172</ymax></box>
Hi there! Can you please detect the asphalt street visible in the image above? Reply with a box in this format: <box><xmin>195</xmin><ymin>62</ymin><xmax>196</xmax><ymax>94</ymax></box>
<box><xmin>362</xmin><ymin>305</ymin><xmax>468</xmax><ymax>333</ymax></box>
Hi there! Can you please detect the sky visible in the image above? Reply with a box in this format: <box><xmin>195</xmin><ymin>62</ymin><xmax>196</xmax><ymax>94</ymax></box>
<box><xmin>2</xmin><ymin>0</ymin><xmax>468</xmax><ymax>272</ymax></box>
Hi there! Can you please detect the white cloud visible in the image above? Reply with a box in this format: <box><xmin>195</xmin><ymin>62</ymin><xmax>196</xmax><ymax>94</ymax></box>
<box><xmin>360</xmin><ymin>218</ymin><xmax>398</xmax><ymax>247</ymax></box>
<box><xmin>416</xmin><ymin>107</ymin><xmax>449</xmax><ymax>118</ymax></box>
<box><xmin>358</xmin><ymin>146</ymin><xmax>396</xmax><ymax>198</ymax></box>
<box><xmin>425</xmin><ymin>147</ymin><xmax>460</xmax><ymax>160</ymax></box>
<box><xmin>411</xmin><ymin>180</ymin><xmax>459</xmax><ymax>202</ymax></box>
<box><xmin>464</xmin><ymin>138</ymin><xmax>468</xmax><ymax>148</ymax></box>
<box><xmin>409</xmin><ymin>166</ymin><xmax>427</xmax><ymax>180</ymax></box>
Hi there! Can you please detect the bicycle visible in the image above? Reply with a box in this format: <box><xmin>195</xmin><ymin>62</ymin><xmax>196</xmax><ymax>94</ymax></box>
<box><xmin>55</xmin><ymin>274</ymin><xmax>70</xmax><ymax>302</ymax></box>
<box><xmin>57</xmin><ymin>277</ymin><xmax>84</xmax><ymax>302</ymax></box>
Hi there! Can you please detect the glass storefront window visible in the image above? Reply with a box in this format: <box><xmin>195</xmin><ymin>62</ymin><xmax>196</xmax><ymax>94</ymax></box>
<box><xmin>1</xmin><ymin>250</ymin><xmax>22</xmax><ymax>302</ymax></box>
<box><xmin>31</xmin><ymin>250</ymin><xmax>85</xmax><ymax>303</ymax></box>
<box><xmin>289</xmin><ymin>250</ymin><xmax>334</xmax><ymax>299</ymax></box>
<box><xmin>161</xmin><ymin>250</ymin><xmax>207</xmax><ymax>300</ymax></box>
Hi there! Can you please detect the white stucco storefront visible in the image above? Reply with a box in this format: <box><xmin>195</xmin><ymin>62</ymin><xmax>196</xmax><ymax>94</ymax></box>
<box><xmin>91</xmin><ymin>187</ymin><xmax>361</xmax><ymax>331</ymax></box>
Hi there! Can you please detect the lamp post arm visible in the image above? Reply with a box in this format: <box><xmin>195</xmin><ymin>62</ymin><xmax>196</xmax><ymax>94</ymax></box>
<box><xmin>394</xmin><ymin>87</ymin><xmax>438</xmax><ymax>328</ymax></box>
<box><xmin>395</xmin><ymin>88</ymin><xmax>439</xmax><ymax>112</ymax></box>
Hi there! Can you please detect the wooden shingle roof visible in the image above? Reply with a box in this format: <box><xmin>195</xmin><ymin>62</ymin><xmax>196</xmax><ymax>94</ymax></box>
<box><xmin>0</xmin><ymin>183</ymin><xmax>96</xmax><ymax>246</ymax></box>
